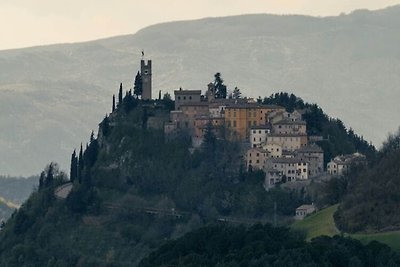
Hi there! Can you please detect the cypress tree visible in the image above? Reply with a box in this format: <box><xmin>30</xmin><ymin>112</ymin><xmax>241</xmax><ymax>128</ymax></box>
<box><xmin>90</xmin><ymin>131</ymin><xmax>95</xmax><ymax>143</ymax></box>
<box><xmin>134</xmin><ymin>71</ymin><xmax>143</xmax><ymax>97</ymax></box>
<box><xmin>112</xmin><ymin>94</ymin><xmax>116</xmax><ymax>112</ymax></box>
<box><xmin>158</xmin><ymin>90</ymin><xmax>162</xmax><ymax>100</ymax></box>
<box><xmin>78</xmin><ymin>144</ymin><xmax>84</xmax><ymax>183</ymax></box>
<box><xmin>118</xmin><ymin>83</ymin><xmax>123</xmax><ymax>106</ymax></box>
<box><xmin>70</xmin><ymin>150</ymin><xmax>78</xmax><ymax>183</ymax></box>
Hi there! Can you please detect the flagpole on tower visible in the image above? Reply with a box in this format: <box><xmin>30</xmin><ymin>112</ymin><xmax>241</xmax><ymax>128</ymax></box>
<box><xmin>141</xmin><ymin>50</ymin><xmax>144</xmax><ymax>60</ymax></box>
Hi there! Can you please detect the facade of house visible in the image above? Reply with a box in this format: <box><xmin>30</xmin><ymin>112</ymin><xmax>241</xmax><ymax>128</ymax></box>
<box><xmin>327</xmin><ymin>152</ymin><xmax>366</xmax><ymax>176</ymax></box>
<box><xmin>250</xmin><ymin>125</ymin><xmax>271</xmax><ymax>147</ymax></box>
<box><xmin>295</xmin><ymin>204</ymin><xmax>316</xmax><ymax>220</ymax></box>
<box><xmin>268</xmin><ymin>110</ymin><xmax>302</xmax><ymax>124</ymax></box>
<box><xmin>174</xmin><ymin>89</ymin><xmax>202</xmax><ymax>110</ymax></box>
<box><xmin>262</xmin><ymin>143</ymin><xmax>282</xmax><ymax>158</ymax></box>
<box><xmin>272</xmin><ymin>119</ymin><xmax>307</xmax><ymax>135</ymax></box>
<box><xmin>295</xmin><ymin>144</ymin><xmax>324</xmax><ymax>176</ymax></box>
<box><xmin>225</xmin><ymin>104</ymin><xmax>283</xmax><ymax>141</ymax></box>
<box><xmin>266</xmin><ymin>158</ymin><xmax>309</xmax><ymax>182</ymax></box>
<box><xmin>246</xmin><ymin>148</ymin><xmax>268</xmax><ymax>171</ymax></box>
<box><xmin>266</xmin><ymin>133</ymin><xmax>308</xmax><ymax>152</ymax></box>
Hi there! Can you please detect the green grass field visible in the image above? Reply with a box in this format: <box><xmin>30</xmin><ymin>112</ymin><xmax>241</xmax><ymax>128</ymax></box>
<box><xmin>291</xmin><ymin>205</ymin><xmax>400</xmax><ymax>252</ymax></box>
<box><xmin>292</xmin><ymin>204</ymin><xmax>339</xmax><ymax>240</ymax></box>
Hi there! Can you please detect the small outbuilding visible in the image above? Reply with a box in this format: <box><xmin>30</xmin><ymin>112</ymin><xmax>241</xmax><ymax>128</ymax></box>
<box><xmin>295</xmin><ymin>204</ymin><xmax>316</xmax><ymax>220</ymax></box>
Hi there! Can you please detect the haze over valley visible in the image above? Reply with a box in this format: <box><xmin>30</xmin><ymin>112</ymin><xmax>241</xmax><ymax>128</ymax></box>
<box><xmin>1</xmin><ymin>5</ymin><xmax>400</xmax><ymax>175</ymax></box>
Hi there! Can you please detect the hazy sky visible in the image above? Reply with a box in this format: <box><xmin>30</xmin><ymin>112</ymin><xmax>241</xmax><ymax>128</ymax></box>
<box><xmin>1</xmin><ymin>0</ymin><xmax>399</xmax><ymax>50</ymax></box>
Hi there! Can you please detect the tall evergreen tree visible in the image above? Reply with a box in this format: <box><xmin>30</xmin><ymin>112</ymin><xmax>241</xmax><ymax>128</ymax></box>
<box><xmin>134</xmin><ymin>71</ymin><xmax>143</xmax><ymax>97</ymax></box>
<box><xmin>90</xmin><ymin>131</ymin><xmax>95</xmax><ymax>143</ymax></box>
<box><xmin>158</xmin><ymin>90</ymin><xmax>162</xmax><ymax>100</ymax></box>
<box><xmin>78</xmin><ymin>144</ymin><xmax>84</xmax><ymax>184</ymax></box>
<box><xmin>112</xmin><ymin>94</ymin><xmax>116</xmax><ymax>112</ymax></box>
<box><xmin>118</xmin><ymin>83</ymin><xmax>123</xmax><ymax>106</ymax></box>
<box><xmin>214</xmin><ymin>73</ymin><xmax>227</xmax><ymax>99</ymax></box>
<box><xmin>70</xmin><ymin>150</ymin><xmax>78</xmax><ymax>183</ymax></box>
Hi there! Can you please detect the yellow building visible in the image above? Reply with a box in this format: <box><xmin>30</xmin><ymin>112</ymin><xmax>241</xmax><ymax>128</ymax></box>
<box><xmin>225</xmin><ymin>103</ymin><xmax>284</xmax><ymax>140</ymax></box>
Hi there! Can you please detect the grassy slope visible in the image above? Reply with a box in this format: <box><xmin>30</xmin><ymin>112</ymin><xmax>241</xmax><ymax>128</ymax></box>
<box><xmin>291</xmin><ymin>205</ymin><xmax>400</xmax><ymax>252</ymax></box>
<box><xmin>292</xmin><ymin>205</ymin><xmax>339</xmax><ymax>240</ymax></box>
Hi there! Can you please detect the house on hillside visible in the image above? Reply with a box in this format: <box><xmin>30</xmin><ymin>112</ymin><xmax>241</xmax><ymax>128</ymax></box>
<box><xmin>295</xmin><ymin>144</ymin><xmax>324</xmax><ymax>177</ymax></box>
<box><xmin>327</xmin><ymin>152</ymin><xmax>366</xmax><ymax>176</ymax></box>
<box><xmin>295</xmin><ymin>204</ymin><xmax>316</xmax><ymax>220</ymax></box>
<box><xmin>245</xmin><ymin>147</ymin><xmax>268</xmax><ymax>171</ymax></box>
<box><xmin>250</xmin><ymin>125</ymin><xmax>271</xmax><ymax>147</ymax></box>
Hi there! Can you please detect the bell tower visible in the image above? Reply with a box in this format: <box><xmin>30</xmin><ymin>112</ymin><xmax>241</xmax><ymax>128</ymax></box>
<box><xmin>141</xmin><ymin>60</ymin><xmax>152</xmax><ymax>100</ymax></box>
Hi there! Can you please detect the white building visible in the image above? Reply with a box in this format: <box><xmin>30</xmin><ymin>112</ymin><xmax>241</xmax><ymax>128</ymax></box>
<box><xmin>327</xmin><ymin>152</ymin><xmax>366</xmax><ymax>176</ymax></box>
<box><xmin>265</xmin><ymin>158</ymin><xmax>309</xmax><ymax>182</ymax></box>
<box><xmin>295</xmin><ymin>204</ymin><xmax>316</xmax><ymax>220</ymax></box>
<box><xmin>250</xmin><ymin>125</ymin><xmax>271</xmax><ymax>147</ymax></box>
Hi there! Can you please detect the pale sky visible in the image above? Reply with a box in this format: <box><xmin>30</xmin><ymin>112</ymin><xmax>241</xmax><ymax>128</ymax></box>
<box><xmin>1</xmin><ymin>0</ymin><xmax>400</xmax><ymax>50</ymax></box>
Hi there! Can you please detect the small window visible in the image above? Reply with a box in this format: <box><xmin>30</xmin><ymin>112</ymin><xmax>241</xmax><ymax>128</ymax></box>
<box><xmin>183</xmin><ymin>96</ymin><xmax>186</xmax><ymax>100</ymax></box>
<box><xmin>178</xmin><ymin>96</ymin><xmax>181</xmax><ymax>100</ymax></box>
<box><xmin>256</xmin><ymin>160</ymin><xmax>259</xmax><ymax>163</ymax></box>
<box><xmin>256</xmin><ymin>153</ymin><xmax>259</xmax><ymax>157</ymax></box>
<box><xmin>259</xmin><ymin>130</ymin><xmax>261</xmax><ymax>134</ymax></box>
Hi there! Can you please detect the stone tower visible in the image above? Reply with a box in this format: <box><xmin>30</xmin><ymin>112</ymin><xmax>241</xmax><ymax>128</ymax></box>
<box><xmin>141</xmin><ymin>60</ymin><xmax>152</xmax><ymax>100</ymax></box>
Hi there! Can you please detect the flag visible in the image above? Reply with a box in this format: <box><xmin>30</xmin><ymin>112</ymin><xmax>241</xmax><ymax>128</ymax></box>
<box><xmin>141</xmin><ymin>50</ymin><xmax>144</xmax><ymax>57</ymax></box>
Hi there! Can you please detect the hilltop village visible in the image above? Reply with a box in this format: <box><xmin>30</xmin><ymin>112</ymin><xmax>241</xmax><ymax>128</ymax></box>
<box><xmin>125</xmin><ymin>58</ymin><xmax>367</xmax><ymax>193</ymax></box>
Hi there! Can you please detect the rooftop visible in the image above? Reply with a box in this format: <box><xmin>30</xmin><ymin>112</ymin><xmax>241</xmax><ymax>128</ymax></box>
<box><xmin>296</xmin><ymin>204</ymin><xmax>315</xmax><ymax>211</ymax></box>
<box><xmin>296</xmin><ymin>144</ymin><xmax>324</xmax><ymax>153</ymax></box>
<box><xmin>274</xmin><ymin>119</ymin><xmax>307</xmax><ymax>125</ymax></box>
<box><xmin>174</xmin><ymin>89</ymin><xmax>202</xmax><ymax>95</ymax></box>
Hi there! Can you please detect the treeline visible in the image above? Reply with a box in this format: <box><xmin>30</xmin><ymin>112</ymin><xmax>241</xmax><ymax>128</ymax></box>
<box><xmin>139</xmin><ymin>224</ymin><xmax>400</xmax><ymax>267</ymax></box>
<box><xmin>334</xmin><ymin>127</ymin><xmax>400</xmax><ymax>233</ymax></box>
<box><xmin>263</xmin><ymin>92</ymin><xmax>377</xmax><ymax>164</ymax></box>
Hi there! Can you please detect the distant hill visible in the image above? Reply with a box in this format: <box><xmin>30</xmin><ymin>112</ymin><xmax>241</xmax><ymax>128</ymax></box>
<box><xmin>2</xmin><ymin>6</ymin><xmax>400</xmax><ymax>175</ymax></box>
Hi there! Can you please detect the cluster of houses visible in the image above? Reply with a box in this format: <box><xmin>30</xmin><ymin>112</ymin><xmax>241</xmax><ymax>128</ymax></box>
<box><xmin>244</xmin><ymin>109</ymin><xmax>325</xmax><ymax>189</ymax></box>
<box><xmin>163</xmin><ymin>83</ymin><xmax>366</xmax><ymax>192</ymax></box>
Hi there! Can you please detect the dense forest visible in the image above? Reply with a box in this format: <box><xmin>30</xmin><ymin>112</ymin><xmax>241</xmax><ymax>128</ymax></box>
<box><xmin>140</xmin><ymin>224</ymin><xmax>400</xmax><ymax>267</ymax></box>
<box><xmin>334</xmin><ymin>128</ymin><xmax>400</xmax><ymax>233</ymax></box>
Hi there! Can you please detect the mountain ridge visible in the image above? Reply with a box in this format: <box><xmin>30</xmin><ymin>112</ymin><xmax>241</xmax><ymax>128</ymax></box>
<box><xmin>1</xmin><ymin>6</ymin><xmax>400</xmax><ymax>175</ymax></box>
